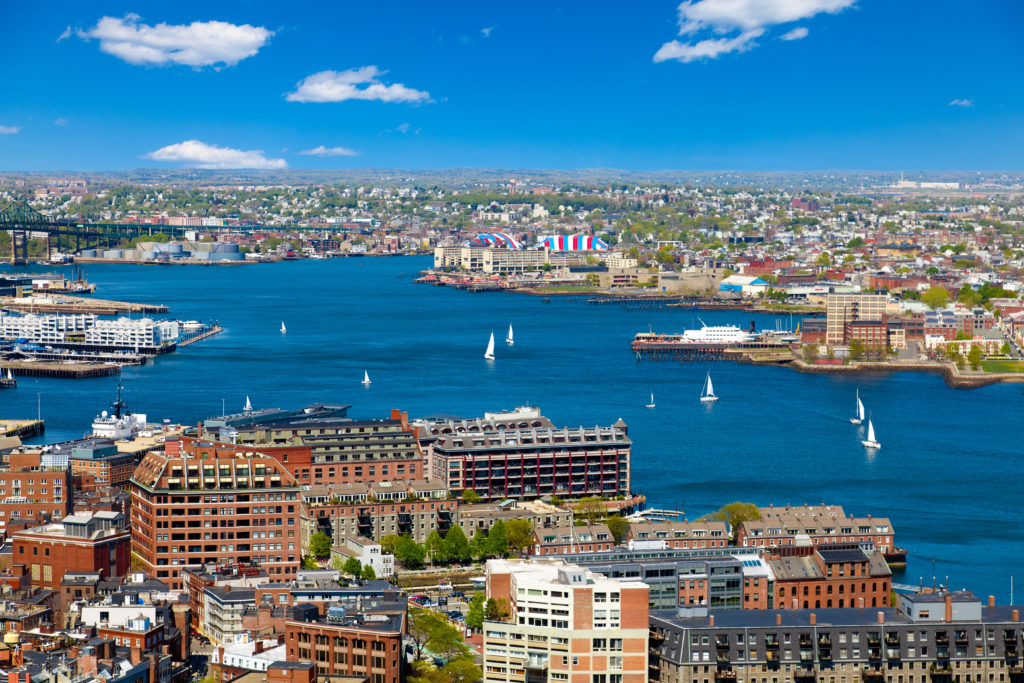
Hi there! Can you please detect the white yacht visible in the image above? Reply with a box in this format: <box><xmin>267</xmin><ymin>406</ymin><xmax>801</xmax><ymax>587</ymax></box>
<box><xmin>700</xmin><ymin>373</ymin><xmax>719</xmax><ymax>402</ymax></box>
<box><xmin>862</xmin><ymin>418</ymin><xmax>881</xmax><ymax>449</ymax></box>
<box><xmin>681</xmin><ymin>320</ymin><xmax>757</xmax><ymax>344</ymax></box>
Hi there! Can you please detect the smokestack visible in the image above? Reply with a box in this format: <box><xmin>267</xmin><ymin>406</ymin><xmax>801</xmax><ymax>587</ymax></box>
<box><xmin>877</xmin><ymin>611</ymin><xmax>885</xmax><ymax>624</ymax></box>
<box><xmin>810</xmin><ymin>613</ymin><xmax>816</xmax><ymax>626</ymax></box>
<box><xmin>989</xmin><ymin>596</ymin><xmax>996</xmax><ymax>608</ymax></box>
<box><xmin>1012</xmin><ymin>610</ymin><xmax>1019</xmax><ymax>623</ymax></box>
<box><xmin>776</xmin><ymin>613</ymin><xmax>782</xmax><ymax>626</ymax></box>
<box><xmin>945</xmin><ymin>594</ymin><xmax>953</xmax><ymax>623</ymax></box>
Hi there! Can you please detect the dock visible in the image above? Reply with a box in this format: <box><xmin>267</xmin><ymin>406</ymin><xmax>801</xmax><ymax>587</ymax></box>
<box><xmin>632</xmin><ymin>336</ymin><xmax>790</xmax><ymax>361</ymax></box>
<box><xmin>0</xmin><ymin>360</ymin><xmax>120</xmax><ymax>378</ymax></box>
<box><xmin>0</xmin><ymin>294</ymin><xmax>168</xmax><ymax>315</ymax></box>
<box><xmin>1</xmin><ymin>419</ymin><xmax>44</xmax><ymax>440</ymax></box>
<box><xmin>178</xmin><ymin>324</ymin><xmax>223</xmax><ymax>347</ymax></box>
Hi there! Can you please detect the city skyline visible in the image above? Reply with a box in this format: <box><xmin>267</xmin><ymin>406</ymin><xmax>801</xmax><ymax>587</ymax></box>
<box><xmin>0</xmin><ymin>0</ymin><xmax>1022</xmax><ymax>171</ymax></box>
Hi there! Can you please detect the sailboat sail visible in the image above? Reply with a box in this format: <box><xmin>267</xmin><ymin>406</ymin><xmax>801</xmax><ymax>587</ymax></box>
<box><xmin>280</xmin><ymin>321</ymin><xmax>287</xmax><ymax>334</ymax></box>
<box><xmin>244</xmin><ymin>396</ymin><xmax>252</xmax><ymax>412</ymax></box>
<box><xmin>867</xmin><ymin>420</ymin><xmax>875</xmax><ymax>442</ymax></box>
<box><xmin>506</xmin><ymin>324</ymin><xmax>514</xmax><ymax>345</ymax></box>
<box><xmin>705</xmin><ymin>375</ymin><xmax>714</xmax><ymax>397</ymax></box>
<box><xmin>362</xmin><ymin>371</ymin><xmax>371</xmax><ymax>385</ymax></box>
<box><xmin>485</xmin><ymin>332</ymin><xmax>496</xmax><ymax>360</ymax></box>
<box><xmin>857</xmin><ymin>397</ymin><xmax>865</xmax><ymax>421</ymax></box>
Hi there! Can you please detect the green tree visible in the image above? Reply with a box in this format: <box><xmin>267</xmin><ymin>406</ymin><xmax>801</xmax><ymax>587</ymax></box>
<box><xmin>485</xmin><ymin>598</ymin><xmax>507</xmax><ymax>620</ymax></box>
<box><xmin>957</xmin><ymin>285</ymin><xmax>983</xmax><ymax>307</ymax></box>
<box><xmin>395</xmin><ymin>534</ymin><xmax>427</xmax><ymax>569</ymax></box>
<box><xmin>309</xmin><ymin>532</ymin><xmax>332</xmax><ymax>558</ymax></box>
<box><xmin>706</xmin><ymin>502</ymin><xmax>761</xmax><ymax>542</ymax></box>
<box><xmin>380</xmin><ymin>534</ymin><xmax>400</xmax><ymax>555</ymax></box>
<box><xmin>849</xmin><ymin>339</ymin><xmax>866</xmax><ymax>360</ymax></box>
<box><xmin>408</xmin><ymin>608</ymin><xmax>446</xmax><ymax>659</ymax></box>
<box><xmin>409</xmin><ymin>657</ymin><xmax>482</xmax><ymax>683</ymax></box>
<box><xmin>802</xmin><ymin>343</ymin><xmax>820</xmax><ymax>362</ymax></box>
<box><xmin>470</xmin><ymin>528</ymin><xmax>490</xmax><ymax>560</ymax></box>
<box><xmin>505</xmin><ymin>519</ymin><xmax>535</xmax><ymax>555</ymax></box>
<box><xmin>575</xmin><ymin>496</ymin><xmax>607</xmax><ymax>525</ymax></box>
<box><xmin>606</xmin><ymin>515</ymin><xmax>629</xmax><ymax>544</ymax></box>
<box><xmin>300</xmin><ymin>556</ymin><xmax>319</xmax><ymax>570</ymax></box>
<box><xmin>968</xmin><ymin>345</ymin><xmax>982</xmax><ymax>370</ymax></box>
<box><xmin>921</xmin><ymin>286</ymin><xmax>949</xmax><ymax>310</ymax></box>
<box><xmin>461</xmin><ymin>489</ymin><xmax>481</xmax><ymax>504</ymax></box>
<box><xmin>488</xmin><ymin>520</ymin><xmax>508</xmax><ymax>557</ymax></box>
<box><xmin>465</xmin><ymin>592</ymin><xmax>486</xmax><ymax>630</ymax></box>
<box><xmin>443</xmin><ymin>524</ymin><xmax>471</xmax><ymax>563</ymax></box>
<box><xmin>342</xmin><ymin>556</ymin><xmax>362</xmax><ymax>577</ymax></box>
<box><xmin>1001</xmin><ymin>342</ymin><xmax>1012</xmax><ymax>356</ymax></box>
<box><xmin>425</xmin><ymin>530</ymin><xmax>447</xmax><ymax>565</ymax></box>
<box><xmin>361</xmin><ymin>563</ymin><xmax>376</xmax><ymax>581</ymax></box>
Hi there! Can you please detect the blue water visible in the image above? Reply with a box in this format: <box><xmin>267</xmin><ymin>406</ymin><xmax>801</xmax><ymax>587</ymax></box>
<box><xmin>3</xmin><ymin>256</ymin><xmax>1023</xmax><ymax>600</ymax></box>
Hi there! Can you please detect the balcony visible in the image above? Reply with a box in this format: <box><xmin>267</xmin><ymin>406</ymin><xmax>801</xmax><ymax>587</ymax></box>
<box><xmin>799</xmin><ymin>635</ymin><xmax>814</xmax><ymax>647</ymax></box>
<box><xmin>863</xmin><ymin>668</ymin><xmax>885</xmax><ymax>682</ymax></box>
<box><xmin>794</xmin><ymin>669</ymin><xmax>816</xmax><ymax>681</ymax></box>
<box><xmin>885</xmin><ymin>634</ymin><xmax>900</xmax><ymax>647</ymax></box>
<box><xmin>935</xmin><ymin>634</ymin><xmax>950</xmax><ymax>647</ymax></box>
<box><xmin>715</xmin><ymin>636</ymin><xmax>730</xmax><ymax>648</ymax></box>
<box><xmin>714</xmin><ymin>670</ymin><xmax>737</xmax><ymax>680</ymax></box>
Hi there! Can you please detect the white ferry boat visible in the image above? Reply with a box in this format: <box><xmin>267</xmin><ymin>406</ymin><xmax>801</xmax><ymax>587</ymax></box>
<box><xmin>679</xmin><ymin>321</ymin><xmax>757</xmax><ymax>344</ymax></box>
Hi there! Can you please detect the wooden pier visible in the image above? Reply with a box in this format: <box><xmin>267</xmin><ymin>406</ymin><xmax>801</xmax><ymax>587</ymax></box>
<box><xmin>1</xmin><ymin>419</ymin><xmax>45</xmax><ymax>439</ymax></box>
<box><xmin>0</xmin><ymin>294</ymin><xmax>168</xmax><ymax>315</ymax></box>
<box><xmin>1</xmin><ymin>360</ymin><xmax>120</xmax><ymax>378</ymax></box>
<box><xmin>633</xmin><ymin>339</ymin><xmax>789</xmax><ymax>361</ymax></box>
<box><xmin>178</xmin><ymin>324</ymin><xmax>223</xmax><ymax>347</ymax></box>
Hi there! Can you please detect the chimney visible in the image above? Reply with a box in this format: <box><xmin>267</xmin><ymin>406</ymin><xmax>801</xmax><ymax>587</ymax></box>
<box><xmin>776</xmin><ymin>613</ymin><xmax>782</xmax><ymax>626</ymax></box>
<box><xmin>709</xmin><ymin>615</ymin><xmax>715</xmax><ymax>627</ymax></box>
<box><xmin>877</xmin><ymin>611</ymin><xmax>885</xmax><ymax>624</ymax></box>
<box><xmin>858</xmin><ymin>598</ymin><xmax>865</xmax><ymax>609</ymax></box>
<box><xmin>810</xmin><ymin>613</ymin><xmax>816</xmax><ymax>626</ymax></box>
<box><xmin>1012</xmin><ymin>610</ymin><xmax>1019</xmax><ymax>623</ymax></box>
<box><xmin>945</xmin><ymin>594</ymin><xmax>953</xmax><ymax>623</ymax></box>
<box><xmin>989</xmin><ymin>595</ymin><xmax>996</xmax><ymax>608</ymax></box>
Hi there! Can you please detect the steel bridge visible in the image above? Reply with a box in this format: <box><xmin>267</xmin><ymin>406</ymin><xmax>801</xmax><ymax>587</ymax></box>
<box><xmin>0</xmin><ymin>200</ymin><xmax>192</xmax><ymax>265</ymax></box>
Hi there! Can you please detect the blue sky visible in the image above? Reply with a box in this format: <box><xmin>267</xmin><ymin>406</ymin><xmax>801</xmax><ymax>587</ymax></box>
<box><xmin>1</xmin><ymin>0</ymin><xmax>1022</xmax><ymax>171</ymax></box>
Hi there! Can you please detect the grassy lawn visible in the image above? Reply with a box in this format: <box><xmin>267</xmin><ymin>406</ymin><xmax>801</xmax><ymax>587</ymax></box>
<box><xmin>980</xmin><ymin>359</ymin><xmax>1024</xmax><ymax>373</ymax></box>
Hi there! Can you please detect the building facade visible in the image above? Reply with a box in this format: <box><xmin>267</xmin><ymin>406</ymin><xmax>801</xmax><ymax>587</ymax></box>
<box><xmin>11</xmin><ymin>511</ymin><xmax>131</xmax><ymax>589</ymax></box>
<box><xmin>825</xmin><ymin>294</ymin><xmax>889</xmax><ymax>345</ymax></box>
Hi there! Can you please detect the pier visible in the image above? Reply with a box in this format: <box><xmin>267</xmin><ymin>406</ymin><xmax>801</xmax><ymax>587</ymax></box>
<box><xmin>178</xmin><ymin>324</ymin><xmax>223</xmax><ymax>347</ymax></box>
<box><xmin>1</xmin><ymin>419</ymin><xmax>44</xmax><ymax>439</ymax></box>
<box><xmin>0</xmin><ymin>360</ymin><xmax>120</xmax><ymax>378</ymax></box>
<box><xmin>633</xmin><ymin>337</ymin><xmax>789</xmax><ymax>361</ymax></box>
<box><xmin>0</xmin><ymin>294</ymin><xmax>168</xmax><ymax>315</ymax></box>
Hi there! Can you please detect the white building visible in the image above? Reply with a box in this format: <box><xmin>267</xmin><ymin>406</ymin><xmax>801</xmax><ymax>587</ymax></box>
<box><xmin>335</xmin><ymin>536</ymin><xmax>395</xmax><ymax>578</ymax></box>
<box><xmin>211</xmin><ymin>638</ymin><xmax>287</xmax><ymax>673</ymax></box>
<box><xmin>80</xmin><ymin>603</ymin><xmax>160</xmax><ymax>629</ymax></box>
<box><xmin>86</xmin><ymin>318</ymin><xmax>179</xmax><ymax>348</ymax></box>
<box><xmin>0</xmin><ymin>312</ymin><xmax>179</xmax><ymax>349</ymax></box>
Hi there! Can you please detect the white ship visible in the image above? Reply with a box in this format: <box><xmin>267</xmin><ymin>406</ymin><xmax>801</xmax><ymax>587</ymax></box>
<box><xmin>91</xmin><ymin>382</ymin><xmax>146</xmax><ymax>440</ymax></box>
<box><xmin>680</xmin><ymin>320</ymin><xmax>757</xmax><ymax>344</ymax></box>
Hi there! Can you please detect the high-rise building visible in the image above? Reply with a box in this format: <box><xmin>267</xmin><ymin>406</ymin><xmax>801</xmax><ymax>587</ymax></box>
<box><xmin>825</xmin><ymin>294</ymin><xmax>889</xmax><ymax>345</ymax></box>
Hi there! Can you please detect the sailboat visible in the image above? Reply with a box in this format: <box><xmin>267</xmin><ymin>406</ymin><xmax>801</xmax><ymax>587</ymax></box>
<box><xmin>850</xmin><ymin>390</ymin><xmax>865</xmax><ymax>425</ymax></box>
<box><xmin>862</xmin><ymin>417</ymin><xmax>881</xmax><ymax>449</ymax></box>
<box><xmin>645</xmin><ymin>392</ymin><xmax>656</xmax><ymax>409</ymax></box>
<box><xmin>280</xmin><ymin>321</ymin><xmax>287</xmax><ymax>334</ymax></box>
<box><xmin>700</xmin><ymin>372</ymin><xmax>719</xmax><ymax>403</ymax></box>
<box><xmin>243</xmin><ymin>396</ymin><xmax>252</xmax><ymax>412</ymax></box>
<box><xmin>506</xmin><ymin>324</ymin><xmax>514</xmax><ymax>345</ymax></box>
<box><xmin>362</xmin><ymin>371</ymin><xmax>372</xmax><ymax>386</ymax></box>
<box><xmin>484</xmin><ymin>331</ymin><xmax>495</xmax><ymax>360</ymax></box>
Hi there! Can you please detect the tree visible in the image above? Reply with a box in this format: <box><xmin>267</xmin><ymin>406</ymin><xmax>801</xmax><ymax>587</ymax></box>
<box><xmin>465</xmin><ymin>592</ymin><xmax>486</xmax><ymax>630</ymax></box>
<box><xmin>488</xmin><ymin>520</ymin><xmax>508</xmax><ymax>557</ymax></box>
<box><xmin>505</xmin><ymin>519</ymin><xmax>535</xmax><ymax>555</ymax></box>
<box><xmin>957</xmin><ymin>285</ymin><xmax>983</xmax><ymax>308</ymax></box>
<box><xmin>409</xmin><ymin>657</ymin><xmax>482</xmax><ymax>683</ymax></box>
<box><xmin>968</xmin><ymin>344</ymin><xmax>982</xmax><ymax>370</ymax></box>
<box><xmin>425</xmin><ymin>530</ymin><xmax>447</xmax><ymax>564</ymax></box>
<box><xmin>485</xmin><ymin>598</ymin><xmax>508</xmax><ymax>620</ymax></box>
<box><xmin>606</xmin><ymin>515</ymin><xmax>629</xmax><ymax>544</ymax></box>
<box><xmin>802</xmin><ymin>343</ymin><xmax>820</xmax><ymax>362</ymax></box>
<box><xmin>461</xmin><ymin>489</ymin><xmax>481</xmax><ymax>504</ymax></box>
<box><xmin>848</xmin><ymin>339</ymin><xmax>865</xmax><ymax>361</ymax></box>
<box><xmin>361</xmin><ymin>563</ymin><xmax>376</xmax><ymax>580</ymax></box>
<box><xmin>342</xmin><ymin>556</ymin><xmax>362</xmax><ymax>577</ymax></box>
<box><xmin>408</xmin><ymin>608</ymin><xmax>446</xmax><ymax>659</ymax></box>
<box><xmin>380</xmin><ymin>534</ymin><xmax>400</xmax><ymax>555</ymax></box>
<box><xmin>470</xmin><ymin>528</ymin><xmax>490</xmax><ymax>560</ymax></box>
<box><xmin>707</xmin><ymin>502</ymin><xmax>761</xmax><ymax>541</ymax></box>
<box><xmin>309</xmin><ymin>532</ymin><xmax>332</xmax><ymax>558</ymax></box>
<box><xmin>575</xmin><ymin>496</ymin><xmax>607</xmax><ymax>525</ymax></box>
<box><xmin>921</xmin><ymin>286</ymin><xmax>949</xmax><ymax>310</ymax></box>
<box><xmin>395</xmin><ymin>534</ymin><xmax>427</xmax><ymax>569</ymax></box>
<box><xmin>443</xmin><ymin>524</ymin><xmax>471</xmax><ymax>563</ymax></box>
<box><xmin>1001</xmin><ymin>342</ymin><xmax>1012</xmax><ymax>356</ymax></box>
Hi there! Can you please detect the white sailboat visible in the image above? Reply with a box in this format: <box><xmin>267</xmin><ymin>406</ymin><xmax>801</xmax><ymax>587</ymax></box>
<box><xmin>506</xmin><ymin>324</ymin><xmax>514</xmax><ymax>345</ymax></box>
<box><xmin>862</xmin><ymin>417</ymin><xmax>881</xmax><ymax>449</ymax></box>
<box><xmin>700</xmin><ymin>372</ymin><xmax>719</xmax><ymax>403</ymax></box>
<box><xmin>850</xmin><ymin>390</ymin><xmax>865</xmax><ymax>425</ymax></box>
<box><xmin>362</xmin><ymin>371</ymin><xmax>372</xmax><ymax>386</ymax></box>
<box><xmin>484</xmin><ymin>331</ymin><xmax>495</xmax><ymax>360</ymax></box>
<box><xmin>645</xmin><ymin>392</ymin><xmax>656</xmax><ymax>409</ymax></box>
<box><xmin>280</xmin><ymin>321</ymin><xmax>287</xmax><ymax>334</ymax></box>
<box><xmin>243</xmin><ymin>396</ymin><xmax>252</xmax><ymax>412</ymax></box>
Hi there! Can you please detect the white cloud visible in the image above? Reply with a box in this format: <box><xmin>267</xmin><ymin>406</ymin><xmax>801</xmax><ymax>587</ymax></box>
<box><xmin>299</xmin><ymin>145</ymin><xmax>360</xmax><ymax>157</ymax></box>
<box><xmin>657</xmin><ymin>0</ymin><xmax>854</xmax><ymax>63</ymax></box>
<box><xmin>0</xmin><ymin>126</ymin><xmax>20</xmax><ymax>134</ymax></box>
<box><xmin>286</xmin><ymin>66</ymin><xmax>429</xmax><ymax>103</ymax></box>
<box><xmin>481</xmin><ymin>26</ymin><xmax>494</xmax><ymax>37</ymax></box>
<box><xmin>53</xmin><ymin>118</ymin><xmax>68</xmax><ymax>126</ymax></box>
<box><xmin>655</xmin><ymin>29</ymin><xmax>763</xmax><ymax>63</ymax></box>
<box><xmin>949</xmin><ymin>99</ymin><xmax>974</xmax><ymax>108</ymax></box>
<box><xmin>144</xmin><ymin>140</ymin><xmax>286</xmax><ymax>169</ymax></box>
<box><xmin>57</xmin><ymin>26</ymin><xmax>72</xmax><ymax>42</ymax></box>
<box><xmin>78</xmin><ymin>14</ymin><xmax>272</xmax><ymax>67</ymax></box>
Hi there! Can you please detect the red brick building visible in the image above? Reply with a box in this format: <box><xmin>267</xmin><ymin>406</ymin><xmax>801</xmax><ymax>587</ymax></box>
<box><xmin>285</xmin><ymin>611</ymin><xmax>405</xmax><ymax>683</ymax></box>
<box><xmin>11</xmin><ymin>510</ymin><xmax>130</xmax><ymax>589</ymax></box>
<box><xmin>769</xmin><ymin>546</ymin><xmax>892</xmax><ymax>610</ymax></box>
<box><xmin>0</xmin><ymin>452</ymin><xmax>72</xmax><ymax>537</ymax></box>
<box><xmin>130</xmin><ymin>450</ymin><xmax>303</xmax><ymax>589</ymax></box>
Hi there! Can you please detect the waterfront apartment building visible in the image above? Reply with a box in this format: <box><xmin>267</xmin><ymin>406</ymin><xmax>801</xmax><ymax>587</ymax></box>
<box><xmin>0</xmin><ymin>312</ymin><xmax>178</xmax><ymax>350</ymax></box>
<box><xmin>825</xmin><ymin>294</ymin><xmax>890</xmax><ymax>345</ymax></box>
<box><xmin>301</xmin><ymin>480</ymin><xmax>455</xmax><ymax>546</ymax></box>
<box><xmin>648</xmin><ymin>590</ymin><xmax>1024</xmax><ymax>683</ymax></box>
<box><xmin>418</xmin><ymin>406</ymin><xmax>631</xmax><ymax>500</ymax></box>
<box><xmin>626</xmin><ymin>521</ymin><xmax>731</xmax><ymax>551</ymax></box>
<box><xmin>191</xmin><ymin>408</ymin><xmax>425</xmax><ymax>486</ymax></box>
<box><xmin>130</xmin><ymin>450</ymin><xmax>302</xmax><ymax>589</ymax></box>
<box><xmin>735</xmin><ymin>505</ymin><xmax>897</xmax><ymax>555</ymax></box>
<box><xmin>11</xmin><ymin>510</ymin><xmax>131</xmax><ymax>589</ymax></box>
<box><xmin>482</xmin><ymin>559</ymin><xmax>650</xmax><ymax>683</ymax></box>
<box><xmin>433</xmin><ymin>246</ymin><xmax>585</xmax><ymax>274</ymax></box>
<box><xmin>0</xmin><ymin>451</ymin><xmax>72</xmax><ymax>537</ymax></box>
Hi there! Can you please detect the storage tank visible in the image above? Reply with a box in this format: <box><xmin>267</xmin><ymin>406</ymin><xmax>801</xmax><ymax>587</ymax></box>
<box><xmin>140</xmin><ymin>251</ymin><xmax>155</xmax><ymax>260</ymax></box>
<box><xmin>79</xmin><ymin>249</ymin><xmax>98</xmax><ymax>258</ymax></box>
<box><xmin>165</xmin><ymin>243</ymin><xmax>183</xmax><ymax>254</ymax></box>
<box><xmin>212</xmin><ymin>252</ymin><xmax>245</xmax><ymax>262</ymax></box>
<box><xmin>103</xmin><ymin>249</ymin><xmax>123</xmax><ymax>259</ymax></box>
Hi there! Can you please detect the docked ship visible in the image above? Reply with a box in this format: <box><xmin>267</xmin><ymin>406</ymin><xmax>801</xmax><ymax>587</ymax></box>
<box><xmin>632</xmin><ymin>320</ymin><xmax>759</xmax><ymax>348</ymax></box>
<box><xmin>91</xmin><ymin>382</ymin><xmax>147</xmax><ymax>439</ymax></box>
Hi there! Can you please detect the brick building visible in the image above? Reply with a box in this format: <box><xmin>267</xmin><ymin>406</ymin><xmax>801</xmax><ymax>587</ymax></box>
<box><xmin>626</xmin><ymin>520</ymin><xmax>730</xmax><ymax>550</ymax></box>
<box><xmin>768</xmin><ymin>546</ymin><xmax>892</xmax><ymax>610</ymax></box>
<box><xmin>0</xmin><ymin>451</ymin><xmax>72</xmax><ymax>537</ymax></box>
<box><xmin>735</xmin><ymin>505</ymin><xmax>898</xmax><ymax>555</ymax></box>
<box><xmin>285</xmin><ymin>609</ymin><xmax>405</xmax><ymax>683</ymax></box>
<box><xmin>11</xmin><ymin>510</ymin><xmax>130</xmax><ymax>589</ymax></box>
<box><xmin>533</xmin><ymin>523</ymin><xmax>616</xmax><ymax>555</ymax></box>
<box><xmin>130</xmin><ymin>450</ymin><xmax>303</xmax><ymax>589</ymax></box>
<box><xmin>825</xmin><ymin>293</ymin><xmax>889</xmax><ymax>345</ymax></box>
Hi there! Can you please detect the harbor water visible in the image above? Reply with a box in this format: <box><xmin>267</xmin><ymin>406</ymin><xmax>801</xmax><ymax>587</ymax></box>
<box><xmin>4</xmin><ymin>256</ymin><xmax>1023</xmax><ymax>600</ymax></box>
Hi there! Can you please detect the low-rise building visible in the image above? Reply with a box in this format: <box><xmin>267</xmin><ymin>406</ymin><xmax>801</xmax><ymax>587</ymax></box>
<box><xmin>11</xmin><ymin>510</ymin><xmax>131</xmax><ymax>589</ymax></box>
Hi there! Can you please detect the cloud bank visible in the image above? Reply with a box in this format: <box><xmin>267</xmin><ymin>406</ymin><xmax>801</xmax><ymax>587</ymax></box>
<box><xmin>655</xmin><ymin>0</ymin><xmax>854</xmax><ymax>63</ymax></box>
<box><xmin>78</xmin><ymin>14</ymin><xmax>273</xmax><ymax>67</ymax></box>
<box><xmin>949</xmin><ymin>99</ymin><xmax>974</xmax><ymax>108</ymax></box>
<box><xmin>144</xmin><ymin>140</ymin><xmax>286</xmax><ymax>169</ymax></box>
<box><xmin>299</xmin><ymin>145</ymin><xmax>360</xmax><ymax>157</ymax></box>
<box><xmin>287</xmin><ymin>66</ymin><xmax>429</xmax><ymax>103</ymax></box>
<box><xmin>0</xmin><ymin>126</ymin><xmax>20</xmax><ymax>134</ymax></box>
